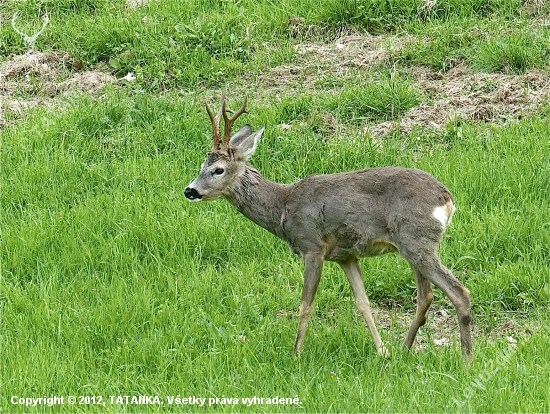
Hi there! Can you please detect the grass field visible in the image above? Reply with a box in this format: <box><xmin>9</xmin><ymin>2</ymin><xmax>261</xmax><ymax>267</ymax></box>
<box><xmin>1</xmin><ymin>0</ymin><xmax>550</xmax><ymax>412</ymax></box>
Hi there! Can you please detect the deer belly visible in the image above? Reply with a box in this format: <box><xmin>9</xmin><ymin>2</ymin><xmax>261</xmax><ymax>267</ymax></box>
<box><xmin>362</xmin><ymin>239</ymin><xmax>398</xmax><ymax>256</ymax></box>
<box><xmin>324</xmin><ymin>238</ymin><xmax>398</xmax><ymax>261</ymax></box>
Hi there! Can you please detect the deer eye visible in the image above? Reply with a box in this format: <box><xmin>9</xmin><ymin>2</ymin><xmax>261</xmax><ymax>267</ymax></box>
<box><xmin>213</xmin><ymin>168</ymin><xmax>225</xmax><ymax>176</ymax></box>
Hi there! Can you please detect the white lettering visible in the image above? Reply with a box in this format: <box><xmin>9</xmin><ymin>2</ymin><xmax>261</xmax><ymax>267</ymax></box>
<box><xmin>10</xmin><ymin>396</ymin><xmax>65</xmax><ymax>406</ymax></box>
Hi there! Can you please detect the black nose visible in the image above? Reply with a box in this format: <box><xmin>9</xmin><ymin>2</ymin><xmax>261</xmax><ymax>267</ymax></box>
<box><xmin>184</xmin><ymin>187</ymin><xmax>201</xmax><ymax>200</ymax></box>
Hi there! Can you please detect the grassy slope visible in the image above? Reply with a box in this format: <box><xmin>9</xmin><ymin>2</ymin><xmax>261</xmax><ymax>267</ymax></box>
<box><xmin>1</xmin><ymin>0</ymin><xmax>550</xmax><ymax>412</ymax></box>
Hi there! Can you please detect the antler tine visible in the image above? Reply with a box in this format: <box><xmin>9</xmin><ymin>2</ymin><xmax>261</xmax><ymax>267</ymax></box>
<box><xmin>221</xmin><ymin>96</ymin><xmax>248</xmax><ymax>153</ymax></box>
<box><xmin>205</xmin><ymin>91</ymin><xmax>226</xmax><ymax>151</ymax></box>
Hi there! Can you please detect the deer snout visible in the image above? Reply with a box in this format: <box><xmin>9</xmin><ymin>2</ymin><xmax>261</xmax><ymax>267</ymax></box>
<box><xmin>184</xmin><ymin>186</ymin><xmax>202</xmax><ymax>202</ymax></box>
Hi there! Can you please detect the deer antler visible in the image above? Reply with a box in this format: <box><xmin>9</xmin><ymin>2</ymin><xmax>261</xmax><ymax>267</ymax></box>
<box><xmin>221</xmin><ymin>96</ymin><xmax>248</xmax><ymax>153</ymax></box>
<box><xmin>205</xmin><ymin>91</ymin><xmax>226</xmax><ymax>152</ymax></box>
<box><xmin>11</xmin><ymin>12</ymin><xmax>50</xmax><ymax>52</ymax></box>
<box><xmin>206</xmin><ymin>93</ymin><xmax>248</xmax><ymax>154</ymax></box>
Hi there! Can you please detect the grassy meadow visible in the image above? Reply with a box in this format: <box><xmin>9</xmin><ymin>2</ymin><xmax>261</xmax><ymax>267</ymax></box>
<box><xmin>1</xmin><ymin>0</ymin><xmax>550</xmax><ymax>412</ymax></box>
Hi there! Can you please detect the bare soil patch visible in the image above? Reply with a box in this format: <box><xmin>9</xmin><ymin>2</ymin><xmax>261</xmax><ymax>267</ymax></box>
<box><xmin>256</xmin><ymin>33</ymin><xmax>550</xmax><ymax>138</ymax></box>
<box><xmin>375</xmin><ymin>305</ymin><xmax>535</xmax><ymax>353</ymax></box>
<box><xmin>371</xmin><ymin>64</ymin><xmax>550</xmax><ymax>137</ymax></box>
<box><xmin>256</xmin><ymin>33</ymin><xmax>420</xmax><ymax>93</ymax></box>
<box><xmin>0</xmin><ymin>52</ymin><xmax>116</xmax><ymax>128</ymax></box>
<box><xmin>126</xmin><ymin>0</ymin><xmax>153</xmax><ymax>9</ymax></box>
<box><xmin>3</xmin><ymin>33</ymin><xmax>549</xmax><ymax>137</ymax></box>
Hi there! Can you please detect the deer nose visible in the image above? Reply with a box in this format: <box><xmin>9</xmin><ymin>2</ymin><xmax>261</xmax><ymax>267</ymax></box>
<box><xmin>184</xmin><ymin>187</ymin><xmax>201</xmax><ymax>200</ymax></box>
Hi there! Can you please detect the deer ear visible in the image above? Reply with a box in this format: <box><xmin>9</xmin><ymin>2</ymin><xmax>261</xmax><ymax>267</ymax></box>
<box><xmin>229</xmin><ymin>126</ymin><xmax>265</xmax><ymax>161</ymax></box>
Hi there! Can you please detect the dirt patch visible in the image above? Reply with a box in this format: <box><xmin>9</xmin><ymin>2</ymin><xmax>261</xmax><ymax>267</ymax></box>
<box><xmin>371</xmin><ymin>306</ymin><xmax>462</xmax><ymax>352</ymax></box>
<box><xmin>254</xmin><ymin>33</ymin><xmax>550</xmax><ymax>138</ymax></box>
<box><xmin>375</xmin><ymin>306</ymin><xmax>536</xmax><ymax>352</ymax></box>
<box><xmin>487</xmin><ymin>318</ymin><xmax>534</xmax><ymax>343</ymax></box>
<box><xmin>295</xmin><ymin>34</ymin><xmax>414</xmax><ymax>71</ymax></box>
<box><xmin>369</xmin><ymin>64</ymin><xmax>550</xmax><ymax>137</ymax></box>
<box><xmin>256</xmin><ymin>33</ymin><xmax>421</xmax><ymax>93</ymax></box>
<box><xmin>3</xmin><ymin>34</ymin><xmax>550</xmax><ymax>135</ymax></box>
<box><xmin>0</xmin><ymin>52</ymin><xmax>116</xmax><ymax>128</ymax></box>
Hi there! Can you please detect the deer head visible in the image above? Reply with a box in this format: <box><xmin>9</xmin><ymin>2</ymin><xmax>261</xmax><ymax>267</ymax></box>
<box><xmin>185</xmin><ymin>94</ymin><xmax>264</xmax><ymax>202</ymax></box>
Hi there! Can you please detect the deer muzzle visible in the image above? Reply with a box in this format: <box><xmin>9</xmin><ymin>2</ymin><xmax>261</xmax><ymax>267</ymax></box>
<box><xmin>184</xmin><ymin>186</ymin><xmax>202</xmax><ymax>202</ymax></box>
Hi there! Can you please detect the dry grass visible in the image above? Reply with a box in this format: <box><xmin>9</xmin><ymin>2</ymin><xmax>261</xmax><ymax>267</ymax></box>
<box><xmin>251</xmin><ymin>33</ymin><xmax>421</xmax><ymax>95</ymax></box>
<box><xmin>2</xmin><ymin>31</ymin><xmax>549</xmax><ymax>136</ymax></box>
<box><xmin>370</xmin><ymin>64</ymin><xmax>550</xmax><ymax>137</ymax></box>
<box><xmin>0</xmin><ymin>52</ymin><xmax>116</xmax><ymax>128</ymax></box>
<box><xmin>250</xmin><ymin>33</ymin><xmax>550</xmax><ymax>138</ymax></box>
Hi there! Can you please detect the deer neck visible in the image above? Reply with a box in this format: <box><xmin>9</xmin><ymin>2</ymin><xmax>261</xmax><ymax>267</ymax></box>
<box><xmin>224</xmin><ymin>164</ymin><xmax>289</xmax><ymax>237</ymax></box>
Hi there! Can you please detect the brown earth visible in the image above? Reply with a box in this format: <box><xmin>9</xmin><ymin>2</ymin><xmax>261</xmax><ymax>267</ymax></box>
<box><xmin>0</xmin><ymin>52</ymin><xmax>117</xmax><ymax>128</ymax></box>
<box><xmin>2</xmin><ymin>33</ymin><xmax>549</xmax><ymax>135</ymax></box>
<box><xmin>372</xmin><ymin>64</ymin><xmax>550</xmax><ymax>137</ymax></box>
<box><xmin>256</xmin><ymin>33</ymin><xmax>550</xmax><ymax>138</ymax></box>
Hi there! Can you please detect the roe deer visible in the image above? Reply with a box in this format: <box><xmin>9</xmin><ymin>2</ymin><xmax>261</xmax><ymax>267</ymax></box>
<box><xmin>184</xmin><ymin>94</ymin><xmax>472</xmax><ymax>360</ymax></box>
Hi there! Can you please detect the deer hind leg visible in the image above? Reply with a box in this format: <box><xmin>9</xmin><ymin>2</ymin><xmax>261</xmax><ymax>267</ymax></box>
<box><xmin>403</xmin><ymin>268</ymin><xmax>433</xmax><ymax>350</ymax></box>
<box><xmin>339</xmin><ymin>258</ymin><xmax>390</xmax><ymax>358</ymax></box>
<box><xmin>293</xmin><ymin>253</ymin><xmax>323</xmax><ymax>355</ymax></box>
<box><xmin>400</xmin><ymin>246</ymin><xmax>472</xmax><ymax>360</ymax></box>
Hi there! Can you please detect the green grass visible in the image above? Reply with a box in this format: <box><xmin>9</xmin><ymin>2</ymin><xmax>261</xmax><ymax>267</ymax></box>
<box><xmin>473</xmin><ymin>30</ymin><xmax>550</xmax><ymax>73</ymax></box>
<box><xmin>327</xmin><ymin>72</ymin><xmax>422</xmax><ymax>122</ymax></box>
<box><xmin>2</xmin><ymin>0</ymin><xmax>550</xmax><ymax>412</ymax></box>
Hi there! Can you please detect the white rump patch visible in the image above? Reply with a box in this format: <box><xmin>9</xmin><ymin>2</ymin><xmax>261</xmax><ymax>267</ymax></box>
<box><xmin>432</xmin><ymin>201</ymin><xmax>456</xmax><ymax>229</ymax></box>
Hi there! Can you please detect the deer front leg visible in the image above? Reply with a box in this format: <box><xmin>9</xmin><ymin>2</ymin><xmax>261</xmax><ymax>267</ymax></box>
<box><xmin>339</xmin><ymin>258</ymin><xmax>390</xmax><ymax>358</ymax></box>
<box><xmin>293</xmin><ymin>253</ymin><xmax>323</xmax><ymax>355</ymax></box>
